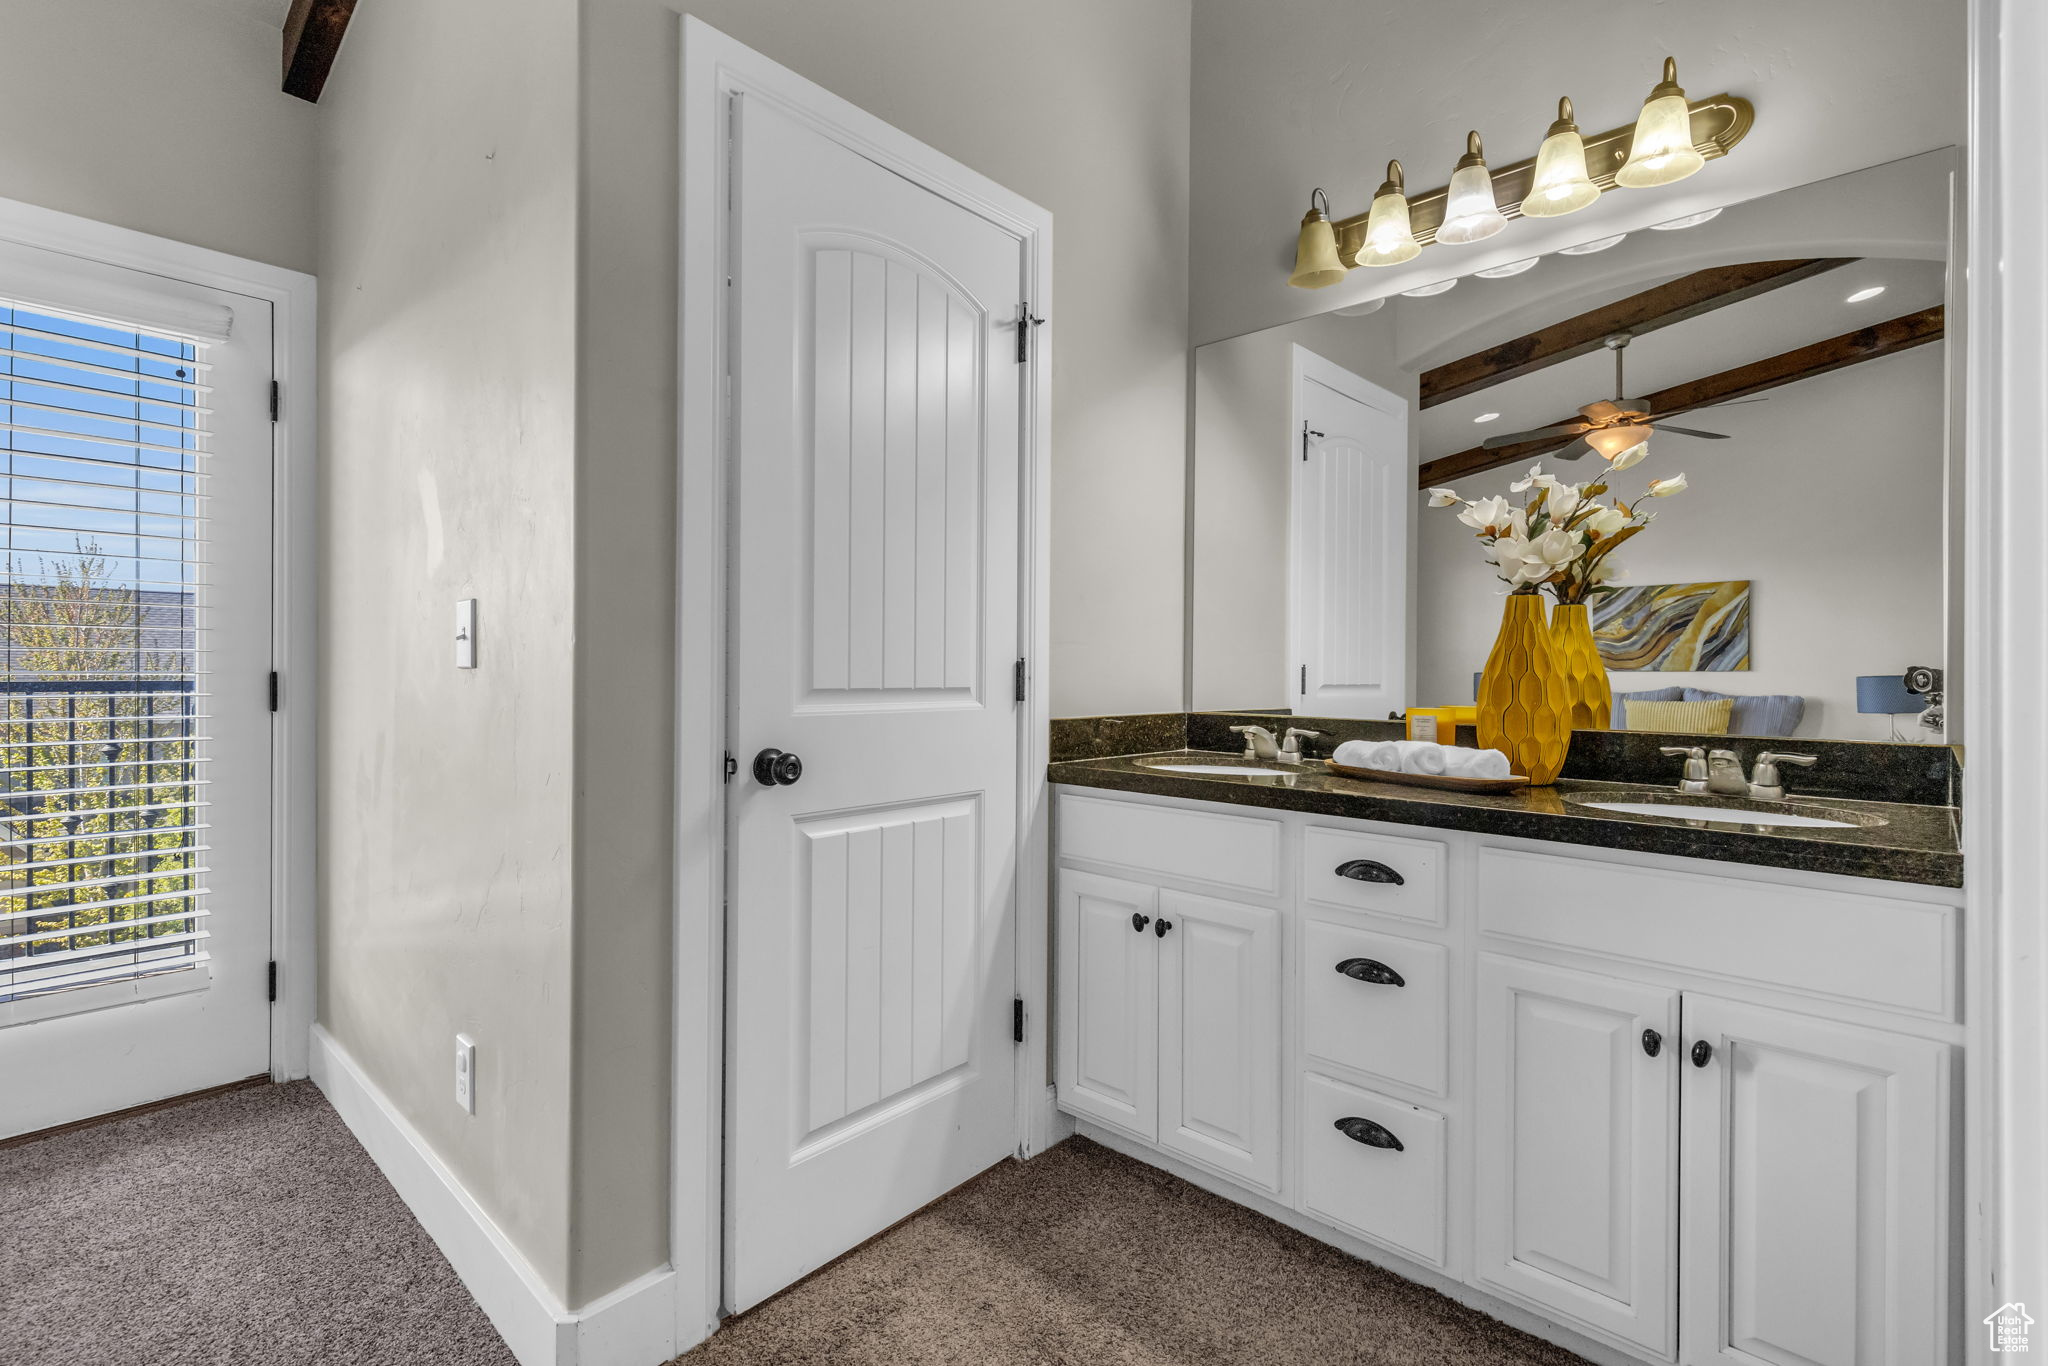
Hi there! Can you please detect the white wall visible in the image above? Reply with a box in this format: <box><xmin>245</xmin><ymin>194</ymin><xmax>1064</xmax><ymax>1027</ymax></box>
<box><xmin>1189</xmin><ymin>0</ymin><xmax>1966</xmax><ymax>344</ymax></box>
<box><xmin>1414</xmin><ymin>347</ymin><xmax>1948</xmax><ymax>739</ymax></box>
<box><xmin>0</xmin><ymin>0</ymin><xmax>315</xmax><ymax>272</ymax></box>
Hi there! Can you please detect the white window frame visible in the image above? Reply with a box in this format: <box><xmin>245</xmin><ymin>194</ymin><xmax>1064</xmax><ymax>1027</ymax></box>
<box><xmin>0</xmin><ymin>194</ymin><xmax>317</xmax><ymax>1081</ymax></box>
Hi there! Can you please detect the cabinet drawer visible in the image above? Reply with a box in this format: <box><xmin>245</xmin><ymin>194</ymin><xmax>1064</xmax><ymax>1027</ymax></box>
<box><xmin>1301</xmin><ymin>825</ymin><xmax>1446</xmax><ymax>925</ymax></box>
<box><xmin>1300</xmin><ymin>1073</ymin><xmax>1446</xmax><ymax>1267</ymax></box>
<box><xmin>1059</xmin><ymin>792</ymin><xmax>1282</xmax><ymax>897</ymax></box>
<box><xmin>1477</xmin><ymin>847</ymin><xmax>1959</xmax><ymax>1019</ymax></box>
<box><xmin>1301</xmin><ymin>920</ymin><xmax>1448</xmax><ymax>1096</ymax></box>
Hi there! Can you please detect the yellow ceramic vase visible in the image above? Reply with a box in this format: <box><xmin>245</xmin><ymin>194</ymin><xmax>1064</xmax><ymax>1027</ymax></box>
<box><xmin>1548</xmin><ymin>601</ymin><xmax>1612</xmax><ymax>732</ymax></box>
<box><xmin>1477</xmin><ymin>591</ymin><xmax>1573</xmax><ymax>785</ymax></box>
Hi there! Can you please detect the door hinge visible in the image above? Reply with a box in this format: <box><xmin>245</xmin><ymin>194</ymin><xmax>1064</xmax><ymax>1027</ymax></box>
<box><xmin>1301</xmin><ymin>664</ymin><xmax>1308</xmax><ymax>695</ymax></box>
<box><xmin>268</xmin><ymin>671</ymin><xmax>280</xmax><ymax>712</ymax></box>
<box><xmin>1302</xmin><ymin>422</ymin><xmax>1323</xmax><ymax>461</ymax></box>
<box><xmin>267</xmin><ymin>960</ymin><xmax>278</xmax><ymax>1003</ymax></box>
<box><xmin>270</xmin><ymin>380</ymin><xmax>280</xmax><ymax>422</ymax></box>
<box><xmin>1015</xmin><ymin>302</ymin><xmax>1044</xmax><ymax>364</ymax></box>
<box><xmin>723</xmin><ymin>752</ymin><xmax>738</xmax><ymax>782</ymax></box>
<box><xmin>1013</xmin><ymin>658</ymin><xmax>1027</xmax><ymax>703</ymax></box>
<box><xmin>1012</xmin><ymin>997</ymin><xmax>1025</xmax><ymax>1044</ymax></box>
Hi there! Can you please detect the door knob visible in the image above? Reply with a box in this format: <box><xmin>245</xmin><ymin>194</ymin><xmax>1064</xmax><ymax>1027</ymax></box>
<box><xmin>1691</xmin><ymin>1039</ymin><xmax>1714</xmax><ymax>1068</ymax></box>
<box><xmin>1642</xmin><ymin>1028</ymin><xmax>1663</xmax><ymax>1058</ymax></box>
<box><xmin>1131</xmin><ymin>912</ymin><xmax>1151</xmax><ymax>933</ymax></box>
<box><xmin>752</xmin><ymin>748</ymin><xmax>804</xmax><ymax>786</ymax></box>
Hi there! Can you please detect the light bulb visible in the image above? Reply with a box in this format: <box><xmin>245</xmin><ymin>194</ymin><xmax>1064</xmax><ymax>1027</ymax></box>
<box><xmin>1287</xmin><ymin>188</ymin><xmax>1348</xmax><ymax>289</ymax></box>
<box><xmin>1523</xmin><ymin>98</ymin><xmax>1600</xmax><ymax>218</ymax></box>
<box><xmin>1585</xmin><ymin>425</ymin><xmax>1652</xmax><ymax>461</ymax></box>
<box><xmin>1436</xmin><ymin>132</ymin><xmax>1508</xmax><ymax>245</ymax></box>
<box><xmin>1355</xmin><ymin>160</ymin><xmax>1422</xmax><ymax>268</ymax></box>
<box><xmin>1616</xmin><ymin>57</ymin><xmax>1707</xmax><ymax>189</ymax></box>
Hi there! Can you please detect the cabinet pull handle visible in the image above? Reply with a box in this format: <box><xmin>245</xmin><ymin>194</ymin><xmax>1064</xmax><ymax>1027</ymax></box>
<box><xmin>1642</xmin><ymin>1028</ymin><xmax>1663</xmax><ymax>1058</ymax></box>
<box><xmin>1155</xmin><ymin>918</ymin><xmax>1173</xmax><ymax>937</ymax></box>
<box><xmin>1691</xmin><ymin>1039</ymin><xmax>1714</xmax><ymax>1068</ymax></box>
<box><xmin>1334</xmin><ymin>1116</ymin><xmax>1404</xmax><ymax>1151</ymax></box>
<box><xmin>1334</xmin><ymin>858</ymin><xmax>1405</xmax><ymax>886</ymax></box>
<box><xmin>1131</xmin><ymin>913</ymin><xmax>1151</xmax><ymax>933</ymax></box>
<box><xmin>1334</xmin><ymin>957</ymin><xmax>1405</xmax><ymax>988</ymax></box>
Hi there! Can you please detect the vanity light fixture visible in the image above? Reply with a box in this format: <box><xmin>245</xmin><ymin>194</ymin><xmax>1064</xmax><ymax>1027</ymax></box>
<box><xmin>1522</xmin><ymin>99</ymin><xmax>1600</xmax><ymax>218</ymax></box>
<box><xmin>1436</xmin><ymin>132</ymin><xmax>1509</xmax><ymax>244</ymax></box>
<box><xmin>1559</xmin><ymin>233</ymin><xmax>1628</xmax><ymax>255</ymax></box>
<box><xmin>1475</xmin><ymin>256</ymin><xmax>1541</xmax><ymax>278</ymax></box>
<box><xmin>1287</xmin><ymin>188</ymin><xmax>1349</xmax><ymax>290</ymax></box>
<box><xmin>1846</xmin><ymin>285</ymin><xmax>1888</xmax><ymax>303</ymax></box>
<box><xmin>1616</xmin><ymin>57</ymin><xmax>1708</xmax><ymax>189</ymax></box>
<box><xmin>1400</xmin><ymin>278</ymin><xmax>1459</xmax><ymax>297</ymax></box>
<box><xmin>1650</xmin><ymin>207</ymin><xmax>1724</xmax><ymax>230</ymax></box>
<box><xmin>1473</xmin><ymin>412</ymin><xmax>1502</xmax><ymax>424</ymax></box>
<box><xmin>1355</xmin><ymin>161</ymin><xmax>1422</xmax><ymax>267</ymax></box>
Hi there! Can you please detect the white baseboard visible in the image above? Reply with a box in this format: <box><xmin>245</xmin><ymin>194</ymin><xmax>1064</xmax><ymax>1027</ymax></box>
<box><xmin>309</xmin><ymin>1025</ymin><xmax>681</xmax><ymax>1366</ymax></box>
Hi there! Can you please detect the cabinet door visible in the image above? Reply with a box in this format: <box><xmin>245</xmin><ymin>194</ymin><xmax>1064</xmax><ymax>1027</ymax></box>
<box><xmin>1156</xmin><ymin>889</ymin><xmax>1282</xmax><ymax>1193</ymax></box>
<box><xmin>1055</xmin><ymin>869</ymin><xmax>1158</xmax><ymax>1140</ymax></box>
<box><xmin>1476</xmin><ymin>955</ymin><xmax>1680</xmax><ymax>1357</ymax></box>
<box><xmin>1680</xmin><ymin>995</ymin><xmax>1947</xmax><ymax>1366</ymax></box>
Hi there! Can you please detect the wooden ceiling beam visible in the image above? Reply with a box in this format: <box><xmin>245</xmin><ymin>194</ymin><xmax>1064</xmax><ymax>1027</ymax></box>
<box><xmin>1417</xmin><ymin>305</ymin><xmax>1946</xmax><ymax>488</ymax></box>
<box><xmin>1418</xmin><ymin>258</ymin><xmax>1858</xmax><ymax>408</ymax></box>
<box><xmin>282</xmin><ymin>0</ymin><xmax>358</xmax><ymax>103</ymax></box>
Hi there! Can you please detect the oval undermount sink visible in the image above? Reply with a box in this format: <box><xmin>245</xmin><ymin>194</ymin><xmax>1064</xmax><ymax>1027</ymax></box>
<box><xmin>1571</xmin><ymin>799</ymin><xmax>1883</xmax><ymax>830</ymax></box>
<box><xmin>1144</xmin><ymin>762</ymin><xmax>1296</xmax><ymax>777</ymax></box>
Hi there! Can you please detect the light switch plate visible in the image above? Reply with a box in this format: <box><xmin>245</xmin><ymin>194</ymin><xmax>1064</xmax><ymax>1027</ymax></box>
<box><xmin>455</xmin><ymin>1034</ymin><xmax>476</xmax><ymax>1113</ymax></box>
<box><xmin>455</xmin><ymin>599</ymin><xmax>477</xmax><ymax>669</ymax></box>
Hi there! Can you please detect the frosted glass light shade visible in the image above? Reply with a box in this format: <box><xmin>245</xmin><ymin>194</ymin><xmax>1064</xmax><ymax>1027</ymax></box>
<box><xmin>1617</xmin><ymin>59</ymin><xmax>1706</xmax><ymax>189</ymax></box>
<box><xmin>1436</xmin><ymin>132</ymin><xmax>1507</xmax><ymax>245</ymax></box>
<box><xmin>1523</xmin><ymin>100</ymin><xmax>1599</xmax><ymax>218</ymax></box>
<box><xmin>1585</xmin><ymin>425</ymin><xmax>1652</xmax><ymax>461</ymax></box>
<box><xmin>1356</xmin><ymin>160</ymin><xmax>1421</xmax><ymax>267</ymax></box>
<box><xmin>1288</xmin><ymin>194</ymin><xmax>1348</xmax><ymax>289</ymax></box>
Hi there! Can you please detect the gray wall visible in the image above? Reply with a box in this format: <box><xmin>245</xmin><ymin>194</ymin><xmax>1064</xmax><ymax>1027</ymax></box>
<box><xmin>0</xmin><ymin>0</ymin><xmax>316</xmax><ymax>271</ymax></box>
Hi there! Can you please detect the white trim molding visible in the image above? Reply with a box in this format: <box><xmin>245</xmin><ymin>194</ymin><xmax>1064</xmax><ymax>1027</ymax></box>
<box><xmin>310</xmin><ymin>1027</ymin><xmax>680</xmax><ymax>1366</ymax></box>
<box><xmin>676</xmin><ymin>15</ymin><xmax>1054</xmax><ymax>1354</ymax></box>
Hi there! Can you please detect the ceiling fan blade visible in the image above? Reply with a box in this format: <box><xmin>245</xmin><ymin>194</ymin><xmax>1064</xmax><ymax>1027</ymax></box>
<box><xmin>1551</xmin><ymin>439</ymin><xmax>1597</xmax><ymax>462</ymax></box>
<box><xmin>1483</xmin><ymin>421</ymin><xmax>1589</xmax><ymax>449</ymax></box>
<box><xmin>1652</xmin><ymin>424</ymin><xmax>1731</xmax><ymax>440</ymax></box>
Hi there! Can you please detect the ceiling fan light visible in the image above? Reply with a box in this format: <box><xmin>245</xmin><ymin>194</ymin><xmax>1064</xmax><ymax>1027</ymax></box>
<box><xmin>1523</xmin><ymin>98</ymin><xmax>1601</xmax><ymax>218</ymax></box>
<box><xmin>1616</xmin><ymin>57</ymin><xmax>1707</xmax><ymax>189</ymax></box>
<box><xmin>1356</xmin><ymin>160</ymin><xmax>1422</xmax><ymax>267</ymax></box>
<box><xmin>1287</xmin><ymin>188</ymin><xmax>1349</xmax><ymax>289</ymax></box>
<box><xmin>1585</xmin><ymin>424</ymin><xmax>1653</xmax><ymax>461</ymax></box>
<box><xmin>1436</xmin><ymin>132</ymin><xmax>1509</xmax><ymax>245</ymax></box>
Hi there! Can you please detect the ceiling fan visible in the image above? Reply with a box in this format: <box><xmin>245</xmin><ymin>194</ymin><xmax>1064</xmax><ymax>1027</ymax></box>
<box><xmin>1481</xmin><ymin>332</ymin><xmax>1760</xmax><ymax>460</ymax></box>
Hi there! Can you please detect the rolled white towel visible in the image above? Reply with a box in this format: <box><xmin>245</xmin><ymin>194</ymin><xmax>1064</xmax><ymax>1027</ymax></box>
<box><xmin>1333</xmin><ymin>739</ymin><xmax>1401</xmax><ymax>771</ymax></box>
<box><xmin>1395</xmin><ymin>740</ymin><xmax>1449</xmax><ymax>776</ymax></box>
<box><xmin>1443</xmin><ymin>747</ymin><xmax>1512</xmax><ymax>780</ymax></box>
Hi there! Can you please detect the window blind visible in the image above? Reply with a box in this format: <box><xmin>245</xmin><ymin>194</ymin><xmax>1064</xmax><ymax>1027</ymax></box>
<box><xmin>0</xmin><ymin>297</ymin><xmax>210</xmax><ymax>1004</ymax></box>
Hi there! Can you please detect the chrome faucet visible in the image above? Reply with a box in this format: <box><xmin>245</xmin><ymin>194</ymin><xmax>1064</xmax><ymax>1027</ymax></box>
<box><xmin>1230</xmin><ymin>725</ymin><xmax>1282</xmax><ymax>761</ymax></box>
<box><xmin>1747</xmin><ymin>751</ymin><xmax>1817</xmax><ymax>801</ymax></box>
<box><xmin>1660</xmin><ymin>745</ymin><xmax>1710</xmax><ymax>795</ymax></box>
<box><xmin>1279</xmin><ymin>728</ymin><xmax>1323</xmax><ymax>763</ymax></box>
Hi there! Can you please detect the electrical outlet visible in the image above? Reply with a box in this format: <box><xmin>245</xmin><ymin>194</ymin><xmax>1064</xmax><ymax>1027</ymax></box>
<box><xmin>455</xmin><ymin>1034</ymin><xmax>476</xmax><ymax>1114</ymax></box>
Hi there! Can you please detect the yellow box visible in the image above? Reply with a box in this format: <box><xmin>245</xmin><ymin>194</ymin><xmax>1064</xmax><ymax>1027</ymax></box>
<box><xmin>1406</xmin><ymin>707</ymin><xmax>1460</xmax><ymax>744</ymax></box>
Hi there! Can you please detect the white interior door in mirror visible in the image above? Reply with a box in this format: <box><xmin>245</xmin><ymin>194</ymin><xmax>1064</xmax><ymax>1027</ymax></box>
<box><xmin>1289</xmin><ymin>345</ymin><xmax>1409</xmax><ymax>718</ymax></box>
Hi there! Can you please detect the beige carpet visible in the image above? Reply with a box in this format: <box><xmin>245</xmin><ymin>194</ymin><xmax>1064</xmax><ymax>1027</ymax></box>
<box><xmin>681</xmin><ymin>1136</ymin><xmax>1590</xmax><ymax>1366</ymax></box>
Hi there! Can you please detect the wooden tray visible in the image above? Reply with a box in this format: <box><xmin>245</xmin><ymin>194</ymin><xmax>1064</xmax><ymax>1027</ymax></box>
<box><xmin>1324</xmin><ymin>760</ymin><xmax>1530</xmax><ymax>794</ymax></box>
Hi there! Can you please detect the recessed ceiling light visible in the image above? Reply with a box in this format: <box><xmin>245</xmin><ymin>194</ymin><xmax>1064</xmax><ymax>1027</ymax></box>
<box><xmin>1475</xmin><ymin>257</ymin><xmax>1540</xmax><ymax>279</ymax></box>
<box><xmin>1400</xmin><ymin>278</ymin><xmax>1458</xmax><ymax>298</ymax></box>
<box><xmin>1649</xmin><ymin>208</ymin><xmax>1723</xmax><ymax>231</ymax></box>
<box><xmin>1333</xmin><ymin>298</ymin><xmax>1387</xmax><ymax>317</ymax></box>
<box><xmin>1474</xmin><ymin>412</ymin><xmax>1502</xmax><ymax>424</ymax></box>
<box><xmin>1559</xmin><ymin>233</ymin><xmax>1627</xmax><ymax>255</ymax></box>
<box><xmin>1846</xmin><ymin>285</ymin><xmax>1887</xmax><ymax>303</ymax></box>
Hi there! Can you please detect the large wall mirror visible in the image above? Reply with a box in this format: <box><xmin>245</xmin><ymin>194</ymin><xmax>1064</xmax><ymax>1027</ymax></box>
<box><xmin>1190</xmin><ymin>151</ymin><xmax>1959</xmax><ymax>745</ymax></box>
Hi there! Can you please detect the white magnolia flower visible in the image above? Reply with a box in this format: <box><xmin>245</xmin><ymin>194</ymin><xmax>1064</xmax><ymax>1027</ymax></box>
<box><xmin>1582</xmin><ymin>504</ymin><xmax>1629</xmax><ymax>538</ymax></box>
<box><xmin>1493</xmin><ymin>526</ymin><xmax>1582</xmax><ymax>587</ymax></box>
<box><xmin>1426</xmin><ymin>487</ymin><xmax>1462</xmax><ymax>507</ymax></box>
<box><xmin>1548</xmin><ymin>484</ymin><xmax>1583</xmax><ymax>521</ymax></box>
<box><xmin>1509</xmin><ymin>505</ymin><xmax>1529</xmax><ymax>540</ymax></box>
<box><xmin>1608</xmin><ymin>440</ymin><xmax>1649</xmax><ymax>471</ymax></box>
<box><xmin>1647</xmin><ymin>472</ymin><xmax>1689</xmax><ymax>497</ymax></box>
<box><xmin>1509</xmin><ymin>464</ymin><xmax>1546</xmax><ymax>493</ymax></box>
<box><xmin>1591</xmin><ymin>557</ymin><xmax>1623</xmax><ymax>585</ymax></box>
<box><xmin>1458</xmin><ymin>495</ymin><xmax>1513</xmax><ymax>533</ymax></box>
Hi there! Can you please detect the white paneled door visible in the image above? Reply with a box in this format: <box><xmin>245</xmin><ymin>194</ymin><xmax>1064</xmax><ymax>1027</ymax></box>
<box><xmin>1289</xmin><ymin>346</ymin><xmax>1409</xmax><ymax>718</ymax></box>
<box><xmin>725</xmin><ymin>95</ymin><xmax>1028</xmax><ymax>1311</ymax></box>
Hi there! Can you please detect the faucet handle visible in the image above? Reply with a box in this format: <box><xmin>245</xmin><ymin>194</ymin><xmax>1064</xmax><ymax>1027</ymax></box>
<box><xmin>1660</xmin><ymin>745</ymin><xmax>1709</xmax><ymax>794</ymax></box>
<box><xmin>1748</xmin><ymin>752</ymin><xmax>1816</xmax><ymax>800</ymax></box>
<box><xmin>1280</xmin><ymin>728</ymin><xmax>1323</xmax><ymax>761</ymax></box>
<box><xmin>1757</xmin><ymin>752</ymin><xmax>1816</xmax><ymax>768</ymax></box>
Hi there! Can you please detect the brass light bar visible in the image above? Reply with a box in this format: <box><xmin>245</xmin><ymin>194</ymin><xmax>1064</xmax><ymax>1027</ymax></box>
<box><xmin>1328</xmin><ymin>95</ymin><xmax>1754</xmax><ymax>267</ymax></box>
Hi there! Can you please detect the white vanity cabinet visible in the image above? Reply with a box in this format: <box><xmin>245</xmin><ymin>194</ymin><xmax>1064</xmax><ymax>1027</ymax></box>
<box><xmin>1051</xmin><ymin>784</ymin><xmax>1961</xmax><ymax>1366</ymax></box>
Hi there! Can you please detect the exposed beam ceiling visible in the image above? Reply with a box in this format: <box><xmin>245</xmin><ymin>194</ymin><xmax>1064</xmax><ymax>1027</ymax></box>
<box><xmin>282</xmin><ymin>0</ymin><xmax>357</xmax><ymax>103</ymax></box>
<box><xmin>1418</xmin><ymin>259</ymin><xmax>1858</xmax><ymax>408</ymax></box>
<box><xmin>1417</xmin><ymin>305</ymin><xmax>1946</xmax><ymax>488</ymax></box>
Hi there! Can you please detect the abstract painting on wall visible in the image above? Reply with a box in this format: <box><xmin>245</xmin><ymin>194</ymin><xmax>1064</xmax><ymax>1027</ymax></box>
<box><xmin>1590</xmin><ymin>580</ymin><xmax>1751</xmax><ymax>672</ymax></box>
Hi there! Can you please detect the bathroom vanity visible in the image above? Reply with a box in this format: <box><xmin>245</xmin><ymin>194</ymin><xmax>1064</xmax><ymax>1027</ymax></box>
<box><xmin>1049</xmin><ymin>735</ymin><xmax>1962</xmax><ymax>1366</ymax></box>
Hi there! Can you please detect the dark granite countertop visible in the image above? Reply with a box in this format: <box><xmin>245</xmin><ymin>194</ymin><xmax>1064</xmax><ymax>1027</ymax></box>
<box><xmin>1048</xmin><ymin>750</ymin><xmax>1963</xmax><ymax>890</ymax></box>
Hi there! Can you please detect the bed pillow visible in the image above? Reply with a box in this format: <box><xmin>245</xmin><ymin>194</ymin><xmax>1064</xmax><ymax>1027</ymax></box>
<box><xmin>1626</xmin><ymin>698</ymin><xmax>1735</xmax><ymax>735</ymax></box>
<box><xmin>1612</xmin><ymin>686</ymin><xmax>1686</xmax><ymax>729</ymax></box>
<box><xmin>1682</xmin><ymin>688</ymin><xmax>1806</xmax><ymax>738</ymax></box>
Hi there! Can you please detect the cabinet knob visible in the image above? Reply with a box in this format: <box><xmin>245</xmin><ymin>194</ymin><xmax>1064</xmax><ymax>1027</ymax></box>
<box><xmin>1334</xmin><ymin>957</ymin><xmax>1405</xmax><ymax>988</ymax></box>
<box><xmin>1130</xmin><ymin>912</ymin><xmax>1151</xmax><ymax>933</ymax></box>
<box><xmin>1642</xmin><ymin>1028</ymin><xmax>1663</xmax><ymax>1058</ymax></box>
<box><xmin>1333</xmin><ymin>1116</ymin><xmax>1404</xmax><ymax>1151</ymax></box>
<box><xmin>1334</xmin><ymin>858</ymin><xmax>1404</xmax><ymax>886</ymax></box>
<box><xmin>1691</xmin><ymin>1039</ymin><xmax>1714</xmax><ymax>1068</ymax></box>
<box><xmin>1154</xmin><ymin>918</ymin><xmax>1173</xmax><ymax>937</ymax></box>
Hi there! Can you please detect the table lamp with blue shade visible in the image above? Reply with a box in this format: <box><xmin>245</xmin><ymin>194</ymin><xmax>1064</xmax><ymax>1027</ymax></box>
<box><xmin>1857</xmin><ymin>674</ymin><xmax>1925</xmax><ymax>740</ymax></box>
